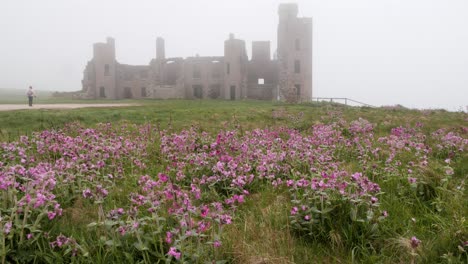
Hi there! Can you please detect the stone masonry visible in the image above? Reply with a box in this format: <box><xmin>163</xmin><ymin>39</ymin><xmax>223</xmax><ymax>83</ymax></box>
<box><xmin>81</xmin><ymin>3</ymin><xmax>312</xmax><ymax>102</ymax></box>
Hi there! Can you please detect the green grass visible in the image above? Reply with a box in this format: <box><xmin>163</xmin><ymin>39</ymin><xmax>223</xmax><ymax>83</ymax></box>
<box><xmin>1</xmin><ymin>99</ymin><xmax>465</xmax><ymax>142</ymax></box>
<box><xmin>0</xmin><ymin>99</ymin><xmax>467</xmax><ymax>263</ymax></box>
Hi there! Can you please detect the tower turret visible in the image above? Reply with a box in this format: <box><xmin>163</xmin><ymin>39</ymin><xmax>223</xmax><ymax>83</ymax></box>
<box><xmin>92</xmin><ymin>37</ymin><xmax>117</xmax><ymax>99</ymax></box>
<box><xmin>277</xmin><ymin>3</ymin><xmax>312</xmax><ymax>102</ymax></box>
<box><xmin>156</xmin><ymin>37</ymin><xmax>165</xmax><ymax>60</ymax></box>
<box><xmin>223</xmin><ymin>34</ymin><xmax>248</xmax><ymax>100</ymax></box>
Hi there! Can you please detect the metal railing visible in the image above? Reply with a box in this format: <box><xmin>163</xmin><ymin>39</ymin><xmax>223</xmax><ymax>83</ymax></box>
<box><xmin>312</xmin><ymin>97</ymin><xmax>375</xmax><ymax>108</ymax></box>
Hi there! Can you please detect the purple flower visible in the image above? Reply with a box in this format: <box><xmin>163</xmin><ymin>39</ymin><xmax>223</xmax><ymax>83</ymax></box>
<box><xmin>219</xmin><ymin>214</ymin><xmax>232</xmax><ymax>225</ymax></box>
<box><xmin>158</xmin><ymin>173</ymin><xmax>169</xmax><ymax>182</ymax></box>
<box><xmin>290</xmin><ymin>207</ymin><xmax>298</xmax><ymax>215</ymax></box>
<box><xmin>165</xmin><ymin>232</ymin><xmax>172</xmax><ymax>244</ymax></box>
<box><xmin>200</xmin><ymin>205</ymin><xmax>209</xmax><ymax>217</ymax></box>
<box><xmin>168</xmin><ymin>247</ymin><xmax>181</xmax><ymax>260</ymax></box>
<box><xmin>82</xmin><ymin>189</ymin><xmax>93</xmax><ymax>199</ymax></box>
<box><xmin>50</xmin><ymin>234</ymin><xmax>72</xmax><ymax>248</ymax></box>
<box><xmin>213</xmin><ymin>240</ymin><xmax>222</xmax><ymax>248</ymax></box>
<box><xmin>34</xmin><ymin>193</ymin><xmax>47</xmax><ymax>208</ymax></box>
<box><xmin>236</xmin><ymin>195</ymin><xmax>245</xmax><ymax>203</ymax></box>
<box><xmin>117</xmin><ymin>226</ymin><xmax>126</xmax><ymax>236</ymax></box>
<box><xmin>410</xmin><ymin>236</ymin><xmax>421</xmax><ymax>249</ymax></box>
<box><xmin>3</xmin><ymin>221</ymin><xmax>12</xmax><ymax>234</ymax></box>
<box><xmin>96</xmin><ymin>185</ymin><xmax>108</xmax><ymax>198</ymax></box>
<box><xmin>47</xmin><ymin>211</ymin><xmax>57</xmax><ymax>220</ymax></box>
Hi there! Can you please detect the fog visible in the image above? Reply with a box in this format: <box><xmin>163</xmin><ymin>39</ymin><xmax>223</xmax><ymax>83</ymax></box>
<box><xmin>1</xmin><ymin>0</ymin><xmax>467</xmax><ymax>110</ymax></box>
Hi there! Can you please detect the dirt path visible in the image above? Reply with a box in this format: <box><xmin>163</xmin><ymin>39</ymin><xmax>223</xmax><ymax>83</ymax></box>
<box><xmin>0</xmin><ymin>103</ymin><xmax>139</xmax><ymax>112</ymax></box>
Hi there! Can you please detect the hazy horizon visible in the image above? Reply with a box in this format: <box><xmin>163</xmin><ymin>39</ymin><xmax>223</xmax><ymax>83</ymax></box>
<box><xmin>1</xmin><ymin>0</ymin><xmax>467</xmax><ymax>110</ymax></box>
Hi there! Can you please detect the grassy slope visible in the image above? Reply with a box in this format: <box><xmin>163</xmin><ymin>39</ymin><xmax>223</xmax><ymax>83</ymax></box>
<box><xmin>0</xmin><ymin>99</ymin><xmax>466</xmax><ymax>263</ymax></box>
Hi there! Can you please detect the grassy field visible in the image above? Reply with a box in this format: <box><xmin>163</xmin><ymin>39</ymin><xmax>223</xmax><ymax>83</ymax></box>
<box><xmin>0</xmin><ymin>99</ymin><xmax>466</xmax><ymax>263</ymax></box>
<box><xmin>0</xmin><ymin>99</ymin><xmax>464</xmax><ymax>141</ymax></box>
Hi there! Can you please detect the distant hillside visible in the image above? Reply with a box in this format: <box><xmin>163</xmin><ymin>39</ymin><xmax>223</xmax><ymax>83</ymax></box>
<box><xmin>0</xmin><ymin>88</ymin><xmax>54</xmax><ymax>103</ymax></box>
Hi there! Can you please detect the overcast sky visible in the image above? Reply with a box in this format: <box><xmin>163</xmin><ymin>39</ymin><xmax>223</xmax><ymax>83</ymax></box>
<box><xmin>1</xmin><ymin>0</ymin><xmax>467</xmax><ymax>110</ymax></box>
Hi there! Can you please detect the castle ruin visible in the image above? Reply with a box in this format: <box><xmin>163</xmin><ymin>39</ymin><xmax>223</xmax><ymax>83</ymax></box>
<box><xmin>81</xmin><ymin>3</ymin><xmax>312</xmax><ymax>102</ymax></box>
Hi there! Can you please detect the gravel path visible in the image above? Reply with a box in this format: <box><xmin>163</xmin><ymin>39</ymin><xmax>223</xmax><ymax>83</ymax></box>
<box><xmin>0</xmin><ymin>103</ymin><xmax>139</xmax><ymax>112</ymax></box>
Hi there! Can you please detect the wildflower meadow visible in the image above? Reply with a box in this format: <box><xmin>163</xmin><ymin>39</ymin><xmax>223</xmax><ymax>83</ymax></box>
<box><xmin>0</xmin><ymin>100</ymin><xmax>466</xmax><ymax>263</ymax></box>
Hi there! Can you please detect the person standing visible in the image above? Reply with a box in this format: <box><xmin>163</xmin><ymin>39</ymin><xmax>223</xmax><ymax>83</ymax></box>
<box><xmin>27</xmin><ymin>86</ymin><xmax>35</xmax><ymax>106</ymax></box>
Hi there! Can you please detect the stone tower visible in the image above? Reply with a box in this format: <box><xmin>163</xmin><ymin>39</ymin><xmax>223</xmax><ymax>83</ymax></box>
<box><xmin>223</xmin><ymin>33</ymin><xmax>248</xmax><ymax>100</ymax></box>
<box><xmin>277</xmin><ymin>3</ymin><xmax>312</xmax><ymax>102</ymax></box>
<box><xmin>156</xmin><ymin>37</ymin><xmax>165</xmax><ymax>60</ymax></box>
<box><xmin>92</xmin><ymin>37</ymin><xmax>117</xmax><ymax>99</ymax></box>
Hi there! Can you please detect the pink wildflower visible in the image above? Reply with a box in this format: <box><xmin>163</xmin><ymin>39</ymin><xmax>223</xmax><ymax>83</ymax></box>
<box><xmin>290</xmin><ymin>207</ymin><xmax>298</xmax><ymax>215</ymax></box>
<box><xmin>34</xmin><ymin>193</ymin><xmax>47</xmax><ymax>208</ymax></box>
<box><xmin>200</xmin><ymin>205</ymin><xmax>210</xmax><ymax>217</ymax></box>
<box><xmin>82</xmin><ymin>189</ymin><xmax>93</xmax><ymax>199</ymax></box>
<box><xmin>3</xmin><ymin>222</ymin><xmax>12</xmax><ymax>234</ymax></box>
<box><xmin>159</xmin><ymin>173</ymin><xmax>169</xmax><ymax>182</ymax></box>
<box><xmin>165</xmin><ymin>232</ymin><xmax>172</xmax><ymax>244</ymax></box>
<box><xmin>410</xmin><ymin>236</ymin><xmax>421</xmax><ymax>249</ymax></box>
<box><xmin>117</xmin><ymin>226</ymin><xmax>126</xmax><ymax>236</ymax></box>
<box><xmin>47</xmin><ymin>211</ymin><xmax>57</xmax><ymax>220</ymax></box>
<box><xmin>168</xmin><ymin>247</ymin><xmax>181</xmax><ymax>260</ymax></box>
<box><xmin>213</xmin><ymin>240</ymin><xmax>222</xmax><ymax>248</ymax></box>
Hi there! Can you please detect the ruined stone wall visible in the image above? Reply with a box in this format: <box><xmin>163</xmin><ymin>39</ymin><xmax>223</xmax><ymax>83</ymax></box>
<box><xmin>183</xmin><ymin>56</ymin><xmax>224</xmax><ymax>99</ymax></box>
<box><xmin>147</xmin><ymin>57</ymin><xmax>185</xmax><ymax>99</ymax></box>
<box><xmin>246</xmin><ymin>41</ymin><xmax>278</xmax><ymax>100</ymax></box>
<box><xmin>148</xmin><ymin>85</ymin><xmax>184</xmax><ymax>99</ymax></box>
<box><xmin>161</xmin><ymin>58</ymin><xmax>184</xmax><ymax>86</ymax></box>
<box><xmin>81</xmin><ymin>61</ymin><xmax>96</xmax><ymax>98</ymax></box>
<box><xmin>247</xmin><ymin>84</ymin><xmax>275</xmax><ymax>100</ymax></box>
<box><xmin>115</xmin><ymin>64</ymin><xmax>151</xmax><ymax>99</ymax></box>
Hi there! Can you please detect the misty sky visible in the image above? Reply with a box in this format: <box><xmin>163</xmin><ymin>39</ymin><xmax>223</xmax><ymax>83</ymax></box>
<box><xmin>1</xmin><ymin>0</ymin><xmax>467</xmax><ymax>110</ymax></box>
